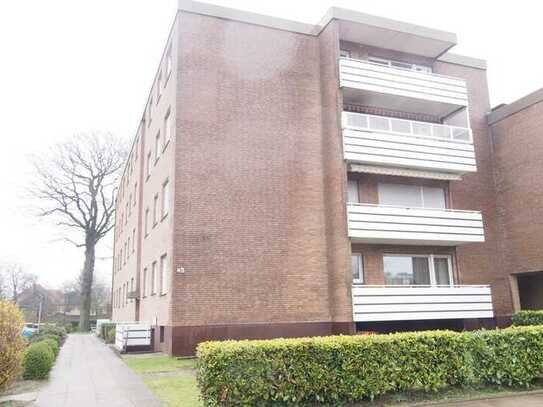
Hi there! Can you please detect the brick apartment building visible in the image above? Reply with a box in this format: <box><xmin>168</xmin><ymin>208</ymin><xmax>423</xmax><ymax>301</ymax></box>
<box><xmin>111</xmin><ymin>0</ymin><xmax>543</xmax><ymax>355</ymax></box>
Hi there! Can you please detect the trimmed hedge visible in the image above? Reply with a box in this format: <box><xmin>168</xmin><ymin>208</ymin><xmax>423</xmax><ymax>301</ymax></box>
<box><xmin>99</xmin><ymin>323</ymin><xmax>116</xmax><ymax>343</ymax></box>
<box><xmin>23</xmin><ymin>342</ymin><xmax>55</xmax><ymax>380</ymax></box>
<box><xmin>197</xmin><ymin>326</ymin><xmax>543</xmax><ymax>406</ymax></box>
<box><xmin>512</xmin><ymin>310</ymin><xmax>543</xmax><ymax>326</ymax></box>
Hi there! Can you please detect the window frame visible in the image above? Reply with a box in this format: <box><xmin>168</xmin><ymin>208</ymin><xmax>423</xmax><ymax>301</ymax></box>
<box><xmin>377</xmin><ymin>183</ymin><xmax>447</xmax><ymax>209</ymax></box>
<box><xmin>151</xmin><ymin>261</ymin><xmax>157</xmax><ymax>295</ymax></box>
<box><xmin>160</xmin><ymin>253</ymin><xmax>168</xmax><ymax>295</ymax></box>
<box><xmin>161</xmin><ymin>179</ymin><xmax>169</xmax><ymax>219</ymax></box>
<box><xmin>142</xmin><ymin>267</ymin><xmax>147</xmax><ymax>298</ymax></box>
<box><xmin>352</xmin><ymin>253</ymin><xmax>364</xmax><ymax>284</ymax></box>
<box><xmin>164</xmin><ymin>108</ymin><xmax>172</xmax><ymax>148</ymax></box>
<box><xmin>383</xmin><ymin>254</ymin><xmax>453</xmax><ymax>287</ymax></box>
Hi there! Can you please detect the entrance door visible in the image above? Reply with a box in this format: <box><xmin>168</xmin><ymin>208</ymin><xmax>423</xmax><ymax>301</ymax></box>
<box><xmin>517</xmin><ymin>272</ymin><xmax>543</xmax><ymax>310</ymax></box>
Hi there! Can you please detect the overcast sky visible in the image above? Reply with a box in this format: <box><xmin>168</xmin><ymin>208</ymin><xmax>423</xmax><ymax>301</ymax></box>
<box><xmin>0</xmin><ymin>0</ymin><xmax>541</xmax><ymax>288</ymax></box>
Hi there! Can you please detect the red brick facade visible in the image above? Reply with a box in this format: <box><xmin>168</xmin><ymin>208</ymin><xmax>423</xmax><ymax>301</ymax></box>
<box><xmin>111</xmin><ymin>3</ymin><xmax>541</xmax><ymax>355</ymax></box>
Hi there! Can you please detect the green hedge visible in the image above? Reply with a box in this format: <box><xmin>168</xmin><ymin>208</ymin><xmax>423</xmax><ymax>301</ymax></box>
<box><xmin>512</xmin><ymin>310</ymin><xmax>543</xmax><ymax>326</ymax></box>
<box><xmin>99</xmin><ymin>323</ymin><xmax>116</xmax><ymax>343</ymax></box>
<box><xmin>197</xmin><ymin>326</ymin><xmax>543</xmax><ymax>406</ymax></box>
<box><xmin>23</xmin><ymin>342</ymin><xmax>55</xmax><ymax>380</ymax></box>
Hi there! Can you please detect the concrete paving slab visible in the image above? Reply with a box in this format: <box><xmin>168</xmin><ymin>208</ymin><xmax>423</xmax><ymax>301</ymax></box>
<box><xmin>32</xmin><ymin>334</ymin><xmax>162</xmax><ymax>407</ymax></box>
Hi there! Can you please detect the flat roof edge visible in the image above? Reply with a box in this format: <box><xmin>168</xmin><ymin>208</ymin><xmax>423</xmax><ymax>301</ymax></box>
<box><xmin>177</xmin><ymin>0</ymin><xmax>315</xmax><ymax>34</ymax></box>
<box><xmin>488</xmin><ymin>87</ymin><xmax>543</xmax><ymax>125</ymax></box>
<box><xmin>317</xmin><ymin>7</ymin><xmax>457</xmax><ymax>45</ymax></box>
<box><xmin>438</xmin><ymin>53</ymin><xmax>487</xmax><ymax>70</ymax></box>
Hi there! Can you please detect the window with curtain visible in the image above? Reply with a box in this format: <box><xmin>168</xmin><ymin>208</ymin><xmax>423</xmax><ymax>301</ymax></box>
<box><xmin>384</xmin><ymin>255</ymin><xmax>452</xmax><ymax>286</ymax></box>
<box><xmin>347</xmin><ymin>179</ymin><xmax>360</xmax><ymax>203</ymax></box>
<box><xmin>378</xmin><ymin>183</ymin><xmax>446</xmax><ymax>209</ymax></box>
<box><xmin>351</xmin><ymin>253</ymin><xmax>363</xmax><ymax>283</ymax></box>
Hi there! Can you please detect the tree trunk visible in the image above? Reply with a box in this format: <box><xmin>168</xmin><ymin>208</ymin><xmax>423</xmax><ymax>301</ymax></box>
<box><xmin>79</xmin><ymin>235</ymin><xmax>95</xmax><ymax>331</ymax></box>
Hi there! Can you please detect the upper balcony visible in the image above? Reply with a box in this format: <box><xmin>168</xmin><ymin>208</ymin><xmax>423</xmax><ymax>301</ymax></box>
<box><xmin>342</xmin><ymin>112</ymin><xmax>476</xmax><ymax>175</ymax></box>
<box><xmin>339</xmin><ymin>58</ymin><xmax>468</xmax><ymax>118</ymax></box>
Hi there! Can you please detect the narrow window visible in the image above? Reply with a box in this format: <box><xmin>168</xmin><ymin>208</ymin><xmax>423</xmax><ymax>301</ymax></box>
<box><xmin>160</xmin><ymin>253</ymin><xmax>168</xmax><ymax>295</ymax></box>
<box><xmin>160</xmin><ymin>326</ymin><xmax>165</xmax><ymax>343</ymax></box>
<box><xmin>151</xmin><ymin>261</ymin><xmax>157</xmax><ymax>295</ymax></box>
<box><xmin>133</xmin><ymin>183</ymin><xmax>137</xmax><ymax>207</ymax></box>
<box><xmin>130</xmin><ymin>277</ymin><xmax>134</xmax><ymax>292</ymax></box>
<box><xmin>128</xmin><ymin>194</ymin><xmax>132</xmax><ymax>215</ymax></box>
<box><xmin>145</xmin><ymin>208</ymin><xmax>150</xmax><ymax>236</ymax></box>
<box><xmin>148</xmin><ymin>97</ymin><xmax>153</xmax><ymax>126</ymax></box>
<box><xmin>146</xmin><ymin>151</ymin><xmax>152</xmax><ymax>179</ymax></box>
<box><xmin>154</xmin><ymin>131</ymin><xmax>161</xmax><ymax>161</ymax></box>
<box><xmin>352</xmin><ymin>253</ymin><xmax>363</xmax><ymax>283</ymax></box>
<box><xmin>165</xmin><ymin>43</ymin><xmax>172</xmax><ymax>79</ymax></box>
<box><xmin>153</xmin><ymin>194</ymin><xmax>159</xmax><ymax>225</ymax></box>
<box><xmin>127</xmin><ymin>237</ymin><xmax>130</xmax><ymax>259</ymax></box>
<box><xmin>161</xmin><ymin>179</ymin><xmax>169</xmax><ymax>218</ymax></box>
<box><xmin>164</xmin><ymin>108</ymin><xmax>172</xmax><ymax>145</ymax></box>
<box><xmin>347</xmin><ymin>179</ymin><xmax>360</xmax><ymax>203</ymax></box>
<box><xmin>142</xmin><ymin>267</ymin><xmax>147</xmax><ymax>297</ymax></box>
<box><xmin>156</xmin><ymin>70</ymin><xmax>162</xmax><ymax>100</ymax></box>
<box><xmin>132</xmin><ymin>228</ymin><xmax>136</xmax><ymax>253</ymax></box>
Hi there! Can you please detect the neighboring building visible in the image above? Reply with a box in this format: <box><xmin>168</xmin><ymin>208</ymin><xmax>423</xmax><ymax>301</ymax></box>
<box><xmin>111</xmin><ymin>0</ymin><xmax>534</xmax><ymax>355</ymax></box>
<box><xmin>17</xmin><ymin>284</ymin><xmax>64</xmax><ymax>322</ymax></box>
<box><xmin>488</xmin><ymin>89</ymin><xmax>543</xmax><ymax>312</ymax></box>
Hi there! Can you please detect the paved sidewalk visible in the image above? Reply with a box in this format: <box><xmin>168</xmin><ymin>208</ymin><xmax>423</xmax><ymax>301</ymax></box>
<box><xmin>435</xmin><ymin>392</ymin><xmax>543</xmax><ymax>406</ymax></box>
<box><xmin>32</xmin><ymin>334</ymin><xmax>162</xmax><ymax>407</ymax></box>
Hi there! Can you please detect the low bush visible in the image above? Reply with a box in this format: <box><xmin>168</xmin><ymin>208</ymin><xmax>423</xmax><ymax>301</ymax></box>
<box><xmin>41</xmin><ymin>338</ymin><xmax>60</xmax><ymax>357</ymax></box>
<box><xmin>105</xmin><ymin>326</ymin><xmax>116</xmax><ymax>344</ymax></box>
<box><xmin>0</xmin><ymin>301</ymin><xmax>26</xmax><ymax>391</ymax></box>
<box><xmin>39</xmin><ymin>325</ymin><xmax>67</xmax><ymax>342</ymax></box>
<box><xmin>22</xmin><ymin>342</ymin><xmax>55</xmax><ymax>380</ymax></box>
<box><xmin>99</xmin><ymin>322</ymin><xmax>116</xmax><ymax>341</ymax></box>
<box><xmin>512</xmin><ymin>310</ymin><xmax>543</xmax><ymax>326</ymax></box>
<box><xmin>197</xmin><ymin>326</ymin><xmax>543</xmax><ymax>406</ymax></box>
<box><xmin>30</xmin><ymin>333</ymin><xmax>61</xmax><ymax>346</ymax></box>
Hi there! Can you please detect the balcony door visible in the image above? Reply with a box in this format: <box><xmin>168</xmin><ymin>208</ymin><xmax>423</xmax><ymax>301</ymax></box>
<box><xmin>378</xmin><ymin>183</ymin><xmax>446</xmax><ymax>209</ymax></box>
<box><xmin>383</xmin><ymin>254</ymin><xmax>453</xmax><ymax>286</ymax></box>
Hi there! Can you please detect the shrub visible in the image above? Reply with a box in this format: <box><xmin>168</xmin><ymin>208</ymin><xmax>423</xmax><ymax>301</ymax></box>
<box><xmin>512</xmin><ymin>310</ymin><xmax>543</xmax><ymax>326</ymax></box>
<box><xmin>105</xmin><ymin>326</ymin><xmax>116</xmax><ymax>344</ymax></box>
<box><xmin>197</xmin><ymin>326</ymin><xmax>543</xmax><ymax>406</ymax></box>
<box><xmin>40</xmin><ymin>338</ymin><xmax>60</xmax><ymax>357</ymax></box>
<box><xmin>22</xmin><ymin>342</ymin><xmax>55</xmax><ymax>380</ymax></box>
<box><xmin>0</xmin><ymin>301</ymin><xmax>26</xmax><ymax>391</ymax></box>
<box><xmin>38</xmin><ymin>325</ymin><xmax>67</xmax><ymax>343</ymax></box>
<box><xmin>99</xmin><ymin>322</ymin><xmax>116</xmax><ymax>340</ymax></box>
<box><xmin>30</xmin><ymin>333</ymin><xmax>61</xmax><ymax>346</ymax></box>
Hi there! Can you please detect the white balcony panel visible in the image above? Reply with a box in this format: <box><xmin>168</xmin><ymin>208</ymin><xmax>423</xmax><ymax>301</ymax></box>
<box><xmin>347</xmin><ymin>203</ymin><xmax>485</xmax><ymax>245</ymax></box>
<box><xmin>340</xmin><ymin>58</ymin><xmax>468</xmax><ymax>117</ymax></box>
<box><xmin>352</xmin><ymin>285</ymin><xmax>494</xmax><ymax>322</ymax></box>
<box><xmin>342</xmin><ymin>113</ymin><xmax>476</xmax><ymax>175</ymax></box>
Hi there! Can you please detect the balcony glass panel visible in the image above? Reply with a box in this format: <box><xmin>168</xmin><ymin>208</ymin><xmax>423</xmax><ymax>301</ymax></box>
<box><xmin>452</xmin><ymin>128</ymin><xmax>471</xmax><ymax>141</ymax></box>
<box><xmin>369</xmin><ymin>115</ymin><xmax>389</xmax><ymax>131</ymax></box>
<box><xmin>432</xmin><ymin>124</ymin><xmax>450</xmax><ymax>139</ymax></box>
<box><xmin>390</xmin><ymin>118</ymin><xmax>411</xmax><ymax>134</ymax></box>
<box><xmin>412</xmin><ymin>122</ymin><xmax>432</xmax><ymax>137</ymax></box>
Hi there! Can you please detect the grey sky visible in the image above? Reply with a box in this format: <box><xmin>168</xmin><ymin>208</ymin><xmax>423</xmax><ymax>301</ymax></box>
<box><xmin>0</xmin><ymin>0</ymin><xmax>541</xmax><ymax>288</ymax></box>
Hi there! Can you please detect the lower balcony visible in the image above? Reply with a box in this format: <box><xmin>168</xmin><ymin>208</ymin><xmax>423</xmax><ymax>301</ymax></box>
<box><xmin>347</xmin><ymin>203</ymin><xmax>485</xmax><ymax>245</ymax></box>
<box><xmin>352</xmin><ymin>285</ymin><xmax>494</xmax><ymax>322</ymax></box>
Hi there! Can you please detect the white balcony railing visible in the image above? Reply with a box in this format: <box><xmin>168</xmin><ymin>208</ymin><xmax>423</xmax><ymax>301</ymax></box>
<box><xmin>352</xmin><ymin>285</ymin><xmax>494</xmax><ymax>322</ymax></box>
<box><xmin>342</xmin><ymin>112</ymin><xmax>477</xmax><ymax>175</ymax></box>
<box><xmin>347</xmin><ymin>203</ymin><xmax>485</xmax><ymax>245</ymax></box>
<box><xmin>339</xmin><ymin>58</ymin><xmax>469</xmax><ymax>117</ymax></box>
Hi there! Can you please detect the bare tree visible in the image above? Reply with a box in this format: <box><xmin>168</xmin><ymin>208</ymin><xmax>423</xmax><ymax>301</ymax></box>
<box><xmin>0</xmin><ymin>263</ymin><xmax>37</xmax><ymax>302</ymax></box>
<box><xmin>31</xmin><ymin>133</ymin><xmax>126</xmax><ymax>330</ymax></box>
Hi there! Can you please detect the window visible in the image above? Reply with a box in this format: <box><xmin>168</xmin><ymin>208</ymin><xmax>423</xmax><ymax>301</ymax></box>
<box><xmin>122</xmin><ymin>284</ymin><xmax>125</xmax><ymax>307</ymax></box>
<box><xmin>368</xmin><ymin>56</ymin><xmax>432</xmax><ymax>73</ymax></box>
<box><xmin>160</xmin><ymin>253</ymin><xmax>168</xmax><ymax>295</ymax></box>
<box><xmin>128</xmin><ymin>194</ymin><xmax>132</xmax><ymax>215</ymax></box>
<box><xmin>154</xmin><ymin>131</ymin><xmax>161</xmax><ymax>161</ymax></box>
<box><xmin>347</xmin><ymin>179</ymin><xmax>360</xmax><ymax>203</ymax></box>
<box><xmin>132</xmin><ymin>228</ymin><xmax>136</xmax><ymax>253</ymax></box>
<box><xmin>383</xmin><ymin>255</ymin><xmax>452</xmax><ymax>286</ymax></box>
<box><xmin>133</xmin><ymin>183</ymin><xmax>137</xmax><ymax>207</ymax></box>
<box><xmin>164</xmin><ymin>109</ymin><xmax>172</xmax><ymax>146</ymax></box>
<box><xmin>124</xmin><ymin>242</ymin><xmax>127</xmax><ymax>263</ymax></box>
<box><xmin>378</xmin><ymin>183</ymin><xmax>446</xmax><ymax>209</ymax></box>
<box><xmin>147</xmin><ymin>97</ymin><xmax>153</xmax><ymax>126</ymax></box>
<box><xmin>340</xmin><ymin>49</ymin><xmax>351</xmax><ymax>58</ymax></box>
<box><xmin>156</xmin><ymin>70</ymin><xmax>162</xmax><ymax>100</ymax></box>
<box><xmin>153</xmin><ymin>194</ymin><xmax>159</xmax><ymax>225</ymax></box>
<box><xmin>125</xmin><ymin>203</ymin><xmax>128</xmax><ymax>224</ymax></box>
<box><xmin>160</xmin><ymin>326</ymin><xmax>165</xmax><ymax>343</ymax></box>
<box><xmin>125</xmin><ymin>282</ymin><xmax>128</xmax><ymax>305</ymax></box>
<box><xmin>151</xmin><ymin>261</ymin><xmax>157</xmax><ymax>295</ymax></box>
<box><xmin>146</xmin><ymin>151</ymin><xmax>152</xmax><ymax>179</ymax></box>
<box><xmin>165</xmin><ymin>43</ymin><xmax>172</xmax><ymax>79</ymax></box>
<box><xmin>161</xmin><ymin>179</ymin><xmax>169</xmax><ymax>218</ymax></box>
<box><xmin>142</xmin><ymin>267</ymin><xmax>147</xmax><ymax>297</ymax></box>
<box><xmin>352</xmin><ymin>253</ymin><xmax>363</xmax><ymax>283</ymax></box>
<box><xmin>145</xmin><ymin>208</ymin><xmax>150</xmax><ymax>236</ymax></box>
<box><xmin>127</xmin><ymin>237</ymin><xmax>130</xmax><ymax>259</ymax></box>
<box><xmin>130</xmin><ymin>277</ymin><xmax>134</xmax><ymax>292</ymax></box>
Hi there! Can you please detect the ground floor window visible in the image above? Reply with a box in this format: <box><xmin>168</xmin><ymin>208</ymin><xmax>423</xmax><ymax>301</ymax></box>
<box><xmin>352</xmin><ymin>253</ymin><xmax>364</xmax><ymax>283</ymax></box>
<box><xmin>383</xmin><ymin>254</ymin><xmax>452</xmax><ymax>286</ymax></box>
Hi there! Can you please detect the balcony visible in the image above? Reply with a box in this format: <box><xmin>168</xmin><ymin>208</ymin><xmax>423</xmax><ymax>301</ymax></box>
<box><xmin>352</xmin><ymin>285</ymin><xmax>494</xmax><ymax>322</ymax></box>
<box><xmin>339</xmin><ymin>58</ymin><xmax>468</xmax><ymax>118</ymax></box>
<box><xmin>342</xmin><ymin>112</ymin><xmax>476</xmax><ymax>175</ymax></box>
<box><xmin>347</xmin><ymin>203</ymin><xmax>485</xmax><ymax>245</ymax></box>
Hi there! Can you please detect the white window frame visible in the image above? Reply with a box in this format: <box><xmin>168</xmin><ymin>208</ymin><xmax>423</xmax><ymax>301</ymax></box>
<box><xmin>160</xmin><ymin>253</ymin><xmax>168</xmax><ymax>295</ymax></box>
<box><xmin>161</xmin><ymin>179</ymin><xmax>169</xmax><ymax>218</ymax></box>
<box><xmin>154</xmin><ymin>131</ymin><xmax>161</xmax><ymax>161</ymax></box>
<box><xmin>383</xmin><ymin>254</ymin><xmax>453</xmax><ymax>287</ymax></box>
<box><xmin>368</xmin><ymin>56</ymin><xmax>432</xmax><ymax>73</ymax></box>
<box><xmin>347</xmin><ymin>179</ymin><xmax>360</xmax><ymax>203</ymax></box>
<box><xmin>146</xmin><ymin>151</ymin><xmax>152</xmax><ymax>178</ymax></box>
<box><xmin>377</xmin><ymin>183</ymin><xmax>446</xmax><ymax>209</ymax></box>
<box><xmin>164</xmin><ymin>108</ymin><xmax>172</xmax><ymax>146</ymax></box>
<box><xmin>145</xmin><ymin>208</ymin><xmax>150</xmax><ymax>236</ymax></box>
<box><xmin>153</xmin><ymin>194</ymin><xmax>159</xmax><ymax>225</ymax></box>
<box><xmin>352</xmin><ymin>253</ymin><xmax>364</xmax><ymax>284</ymax></box>
<box><xmin>165</xmin><ymin>43</ymin><xmax>173</xmax><ymax>80</ymax></box>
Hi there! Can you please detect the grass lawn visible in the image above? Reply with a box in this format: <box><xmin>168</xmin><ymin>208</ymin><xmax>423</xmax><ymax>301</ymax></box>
<box><xmin>122</xmin><ymin>354</ymin><xmax>543</xmax><ymax>407</ymax></box>
<box><xmin>122</xmin><ymin>354</ymin><xmax>201</xmax><ymax>407</ymax></box>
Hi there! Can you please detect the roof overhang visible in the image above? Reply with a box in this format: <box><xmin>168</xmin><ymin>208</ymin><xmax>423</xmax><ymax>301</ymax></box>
<box><xmin>317</xmin><ymin>7</ymin><xmax>457</xmax><ymax>58</ymax></box>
